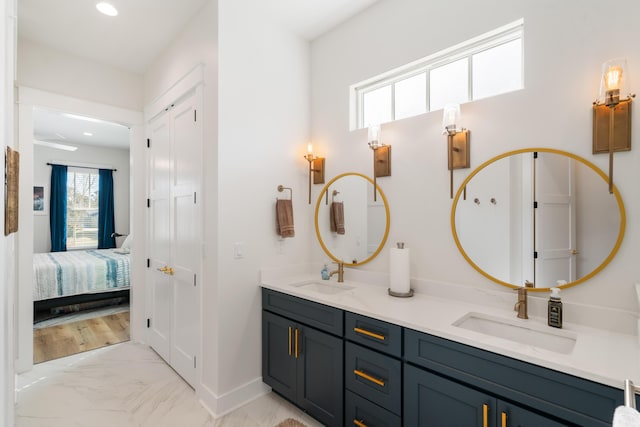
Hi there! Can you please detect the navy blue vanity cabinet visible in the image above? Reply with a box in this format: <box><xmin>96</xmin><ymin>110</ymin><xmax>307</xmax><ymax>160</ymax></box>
<box><xmin>344</xmin><ymin>312</ymin><xmax>402</xmax><ymax>427</ymax></box>
<box><xmin>404</xmin><ymin>364</ymin><xmax>566</xmax><ymax>427</ymax></box>
<box><xmin>262</xmin><ymin>289</ymin><xmax>344</xmax><ymax>427</ymax></box>
<box><xmin>404</xmin><ymin>328</ymin><xmax>625</xmax><ymax>427</ymax></box>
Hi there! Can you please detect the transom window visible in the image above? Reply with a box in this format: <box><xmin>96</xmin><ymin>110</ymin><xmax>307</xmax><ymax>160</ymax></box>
<box><xmin>351</xmin><ymin>19</ymin><xmax>524</xmax><ymax>130</ymax></box>
<box><xmin>67</xmin><ymin>168</ymin><xmax>99</xmax><ymax>249</ymax></box>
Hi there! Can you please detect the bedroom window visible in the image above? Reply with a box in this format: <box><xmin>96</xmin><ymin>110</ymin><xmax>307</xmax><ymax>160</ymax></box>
<box><xmin>350</xmin><ymin>19</ymin><xmax>524</xmax><ymax>130</ymax></box>
<box><xmin>66</xmin><ymin>169</ymin><xmax>99</xmax><ymax>249</ymax></box>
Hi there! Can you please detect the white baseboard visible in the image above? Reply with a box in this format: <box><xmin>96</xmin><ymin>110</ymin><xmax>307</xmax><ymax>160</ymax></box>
<box><xmin>198</xmin><ymin>377</ymin><xmax>270</xmax><ymax>418</ymax></box>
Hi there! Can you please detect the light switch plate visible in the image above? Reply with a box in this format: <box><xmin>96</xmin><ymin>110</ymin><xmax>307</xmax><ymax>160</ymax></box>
<box><xmin>234</xmin><ymin>242</ymin><xmax>244</xmax><ymax>259</ymax></box>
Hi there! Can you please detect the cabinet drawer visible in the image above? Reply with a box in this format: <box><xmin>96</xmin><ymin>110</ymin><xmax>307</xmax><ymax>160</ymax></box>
<box><xmin>345</xmin><ymin>342</ymin><xmax>402</xmax><ymax>415</ymax></box>
<box><xmin>262</xmin><ymin>288</ymin><xmax>343</xmax><ymax>336</ymax></box>
<box><xmin>345</xmin><ymin>312</ymin><xmax>402</xmax><ymax>358</ymax></box>
<box><xmin>346</xmin><ymin>390</ymin><xmax>401</xmax><ymax>427</ymax></box>
<box><xmin>405</xmin><ymin>328</ymin><xmax>620</xmax><ymax>426</ymax></box>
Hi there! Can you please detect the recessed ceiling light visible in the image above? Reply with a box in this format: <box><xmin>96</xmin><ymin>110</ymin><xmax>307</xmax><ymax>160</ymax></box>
<box><xmin>83</xmin><ymin>132</ymin><xmax>94</xmax><ymax>136</ymax></box>
<box><xmin>96</xmin><ymin>2</ymin><xmax>118</xmax><ymax>17</ymax></box>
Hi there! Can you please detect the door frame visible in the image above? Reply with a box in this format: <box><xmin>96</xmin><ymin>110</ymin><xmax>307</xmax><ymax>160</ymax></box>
<box><xmin>16</xmin><ymin>87</ymin><xmax>145</xmax><ymax>373</ymax></box>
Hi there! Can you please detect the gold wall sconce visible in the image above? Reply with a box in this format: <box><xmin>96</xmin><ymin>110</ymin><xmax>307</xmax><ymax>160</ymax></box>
<box><xmin>303</xmin><ymin>143</ymin><xmax>325</xmax><ymax>204</ymax></box>
<box><xmin>592</xmin><ymin>58</ymin><xmax>635</xmax><ymax>194</ymax></box>
<box><xmin>368</xmin><ymin>125</ymin><xmax>391</xmax><ymax>201</ymax></box>
<box><xmin>443</xmin><ymin>104</ymin><xmax>470</xmax><ymax>199</ymax></box>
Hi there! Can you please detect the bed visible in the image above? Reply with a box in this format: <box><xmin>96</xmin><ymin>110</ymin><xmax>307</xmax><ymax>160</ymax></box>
<box><xmin>33</xmin><ymin>248</ymin><xmax>131</xmax><ymax>311</ymax></box>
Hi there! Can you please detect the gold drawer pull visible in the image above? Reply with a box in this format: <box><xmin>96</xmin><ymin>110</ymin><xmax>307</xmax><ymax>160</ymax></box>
<box><xmin>501</xmin><ymin>411</ymin><xmax>507</xmax><ymax>427</ymax></box>
<box><xmin>354</xmin><ymin>369</ymin><xmax>385</xmax><ymax>387</ymax></box>
<box><xmin>353</xmin><ymin>327</ymin><xmax>386</xmax><ymax>341</ymax></box>
<box><xmin>353</xmin><ymin>420</ymin><xmax>367</xmax><ymax>427</ymax></box>
<box><xmin>483</xmin><ymin>404</ymin><xmax>488</xmax><ymax>427</ymax></box>
<box><xmin>295</xmin><ymin>329</ymin><xmax>299</xmax><ymax>359</ymax></box>
<box><xmin>288</xmin><ymin>326</ymin><xmax>292</xmax><ymax>356</ymax></box>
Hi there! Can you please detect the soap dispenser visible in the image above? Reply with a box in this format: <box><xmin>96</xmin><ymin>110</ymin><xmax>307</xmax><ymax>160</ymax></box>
<box><xmin>548</xmin><ymin>287</ymin><xmax>563</xmax><ymax>328</ymax></box>
<box><xmin>321</xmin><ymin>264</ymin><xmax>330</xmax><ymax>280</ymax></box>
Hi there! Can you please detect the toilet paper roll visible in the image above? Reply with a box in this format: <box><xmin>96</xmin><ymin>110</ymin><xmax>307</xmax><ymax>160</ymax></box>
<box><xmin>390</xmin><ymin>247</ymin><xmax>410</xmax><ymax>294</ymax></box>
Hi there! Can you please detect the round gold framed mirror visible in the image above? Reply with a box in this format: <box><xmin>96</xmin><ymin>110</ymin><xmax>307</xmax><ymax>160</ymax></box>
<box><xmin>451</xmin><ymin>148</ymin><xmax>625</xmax><ymax>291</ymax></box>
<box><xmin>315</xmin><ymin>173</ymin><xmax>390</xmax><ymax>266</ymax></box>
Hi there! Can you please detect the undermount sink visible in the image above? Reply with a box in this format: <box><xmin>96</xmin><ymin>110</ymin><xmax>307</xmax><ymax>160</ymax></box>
<box><xmin>453</xmin><ymin>312</ymin><xmax>577</xmax><ymax>354</ymax></box>
<box><xmin>292</xmin><ymin>281</ymin><xmax>355</xmax><ymax>295</ymax></box>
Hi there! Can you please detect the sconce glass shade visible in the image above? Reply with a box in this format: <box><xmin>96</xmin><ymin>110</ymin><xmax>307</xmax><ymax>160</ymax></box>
<box><xmin>597</xmin><ymin>58</ymin><xmax>631</xmax><ymax>106</ymax></box>
<box><xmin>442</xmin><ymin>103</ymin><xmax>461</xmax><ymax>134</ymax></box>
<box><xmin>368</xmin><ymin>125</ymin><xmax>382</xmax><ymax>148</ymax></box>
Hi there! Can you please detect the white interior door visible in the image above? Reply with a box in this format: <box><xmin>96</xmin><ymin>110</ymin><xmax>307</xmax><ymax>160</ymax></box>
<box><xmin>147</xmin><ymin>114</ymin><xmax>173</xmax><ymax>361</ymax></box>
<box><xmin>169</xmin><ymin>90</ymin><xmax>201</xmax><ymax>387</ymax></box>
<box><xmin>146</xmin><ymin>87</ymin><xmax>202</xmax><ymax>388</ymax></box>
<box><xmin>535</xmin><ymin>152</ymin><xmax>576</xmax><ymax>286</ymax></box>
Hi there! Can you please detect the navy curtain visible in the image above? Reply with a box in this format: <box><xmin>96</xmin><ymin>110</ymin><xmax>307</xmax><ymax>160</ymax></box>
<box><xmin>98</xmin><ymin>169</ymin><xmax>116</xmax><ymax>249</ymax></box>
<box><xmin>49</xmin><ymin>165</ymin><xmax>68</xmax><ymax>252</ymax></box>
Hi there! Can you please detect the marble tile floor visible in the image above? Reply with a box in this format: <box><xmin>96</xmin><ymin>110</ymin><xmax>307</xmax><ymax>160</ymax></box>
<box><xmin>34</xmin><ymin>304</ymin><xmax>130</xmax><ymax>329</ymax></box>
<box><xmin>16</xmin><ymin>341</ymin><xmax>323</xmax><ymax>427</ymax></box>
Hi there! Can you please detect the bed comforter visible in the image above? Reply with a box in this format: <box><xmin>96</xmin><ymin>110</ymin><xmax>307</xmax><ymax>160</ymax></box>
<box><xmin>33</xmin><ymin>249</ymin><xmax>131</xmax><ymax>301</ymax></box>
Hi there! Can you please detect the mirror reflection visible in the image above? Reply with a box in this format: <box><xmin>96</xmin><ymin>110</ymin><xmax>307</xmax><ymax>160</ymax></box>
<box><xmin>315</xmin><ymin>173</ymin><xmax>390</xmax><ymax>266</ymax></box>
<box><xmin>452</xmin><ymin>149</ymin><xmax>625</xmax><ymax>290</ymax></box>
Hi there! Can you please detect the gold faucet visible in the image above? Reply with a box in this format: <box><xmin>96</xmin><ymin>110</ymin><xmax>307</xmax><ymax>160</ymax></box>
<box><xmin>514</xmin><ymin>281</ymin><xmax>533</xmax><ymax>319</ymax></box>
<box><xmin>329</xmin><ymin>262</ymin><xmax>344</xmax><ymax>283</ymax></box>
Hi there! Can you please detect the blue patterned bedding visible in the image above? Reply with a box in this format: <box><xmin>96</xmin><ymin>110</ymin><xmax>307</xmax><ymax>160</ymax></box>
<box><xmin>33</xmin><ymin>249</ymin><xmax>131</xmax><ymax>301</ymax></box>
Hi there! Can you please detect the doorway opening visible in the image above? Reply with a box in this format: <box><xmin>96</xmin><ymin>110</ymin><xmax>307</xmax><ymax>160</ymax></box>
<box><xmin>30</xmin><ymin>106</ymin><xmax>132</xmax><ymax>363</ymax></box>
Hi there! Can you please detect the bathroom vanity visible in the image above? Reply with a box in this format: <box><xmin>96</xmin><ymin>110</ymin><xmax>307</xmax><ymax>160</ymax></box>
<box><xmin>261</xmin><ymin>278</ymin><xmax>639</xmax><ymax>427</ymax></box>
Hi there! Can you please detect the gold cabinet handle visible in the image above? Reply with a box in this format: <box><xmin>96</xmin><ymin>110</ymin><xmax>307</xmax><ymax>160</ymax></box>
<box><xmin>353</xmin><ymin>327</ymin><xmax>386</xmax><ymax>341</ymax></box>
<box><xmin>501</xmin><ymin>411</ymin><xmax>507</xmax><ymax>427</ymax></box>
<box><xmin>288</xmin><ymin>326</ymin><xmax>292</xmax><ymax>356</ymax></box>
<box><xmin>483</xmin><ymin>404</ymin><xmax>488</xmax><ymax>427</ymax></box>
<box><xmin>353</xmin><ymin>420</ymin><xmax>367</xmax><ymax>427</ymax></box>
<box><xmin>295</xmin><ymin>329</ymin><xmax>299</xmax><ymax>359</ymax></box>
<box><xmin>354</xmin><ymin>369</ymin><xmax>385</xmax><ymax>387</ymax></box>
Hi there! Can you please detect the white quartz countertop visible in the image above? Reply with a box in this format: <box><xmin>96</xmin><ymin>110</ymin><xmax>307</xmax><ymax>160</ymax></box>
<box><xmin>261</xmin><ymin>274</ymin><xmax>640</xmax><ymax>390</ymax></box>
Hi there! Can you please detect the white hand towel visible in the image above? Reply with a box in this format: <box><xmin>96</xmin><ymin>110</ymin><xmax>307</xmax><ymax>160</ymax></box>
<box><xmin>613</xmin><ymin>405</ymin><xmax>640</xmax><ymax>427</ymax></box>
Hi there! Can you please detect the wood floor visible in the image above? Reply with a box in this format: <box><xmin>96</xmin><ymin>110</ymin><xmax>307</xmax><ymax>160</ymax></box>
<box><xmin>33</xmin><ymin>311</ymin><xmax>130</xmax><ymax>364</ymax></box>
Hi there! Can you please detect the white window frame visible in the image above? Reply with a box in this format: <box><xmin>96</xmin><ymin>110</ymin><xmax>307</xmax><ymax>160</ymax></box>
<box><xmin>350</xmin><ymin>19</ymin><xmax>524</xmax><ymax>130</ymax></box>
<box><xmin>66</xmin><ymin>167</ymin><xmax>100</xmax><ymax>250</ymax></box>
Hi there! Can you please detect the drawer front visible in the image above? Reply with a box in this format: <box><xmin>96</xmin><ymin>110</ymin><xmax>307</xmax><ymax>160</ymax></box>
<box><xmin>345</xmin><ymin>342</ymin><xmax>402</xmax><ymax>415</ymax></box>
<box><xmin>345</xmin><ymin>390</ymin><xmax>401</xmax><ymax>427</ymax></box>
<box><xmin>345</xmin><ymin>312</ymin><xmax>402</xmax><ymax>358</ymax></box>
<box><xmin>404</xmin><ymin>328</ymin><xmax>619</xmax><ymax>426</ymax></box>
<box><xmin>262</xmin><ymin>288</ymin><xmax>343</xmax><ymax>336</ymax></box>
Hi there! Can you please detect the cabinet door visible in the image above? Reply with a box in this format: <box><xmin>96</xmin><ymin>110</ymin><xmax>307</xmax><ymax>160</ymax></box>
<box><xmin>262</xmin><ymin>311</ymin><xmax>297</xmax><ymax>403</ymax></box>
<box><xmin>404</xmin><ymin>364</ymin><xmax>496</xmax><ymax>427</ymax></box>
<box><xmin>297</xmin><ymin>325</ymin><xmax>344</xmax><ymax>427</ymax></box>
<box><xmin>497</xmin><ymin>400</ymin><xmax>567</xmax><ymax>427</ymax></box>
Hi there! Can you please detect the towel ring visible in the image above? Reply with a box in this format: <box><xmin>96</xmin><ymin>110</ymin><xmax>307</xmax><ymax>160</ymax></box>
<box><xmin>325</xmin><ymin>189</ymin><xmax>341</xmax><ymax>205</ymax></box>
<box><xmin>277</xmin><ymin>185</ymin><xmax>292</xmax><ymax>200</ymax></box>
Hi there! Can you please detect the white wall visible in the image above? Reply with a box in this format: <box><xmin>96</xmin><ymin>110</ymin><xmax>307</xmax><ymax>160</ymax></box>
<box><xmin>18</xmin><ymin>38</ymin><xmax>143</xmax><ymax>111</ymax></box>
<box><xmin>217</xmin><ymin>0</ymin><xmax>311</xmax><ymax>410</ymax></box>
<box><xmin>1</xmin><ymin>0</ymin><xmax>16</xmax><ymax>424</ymax></box>
<box><xmin>32</xmin><ymin>144</ymin><xmax>130</xmax><ymax>253</ymax></box>
<box><xmin>310</xmin><ymin>0</ymin><xmax>640</xmax><ymax>312</ymax></box>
